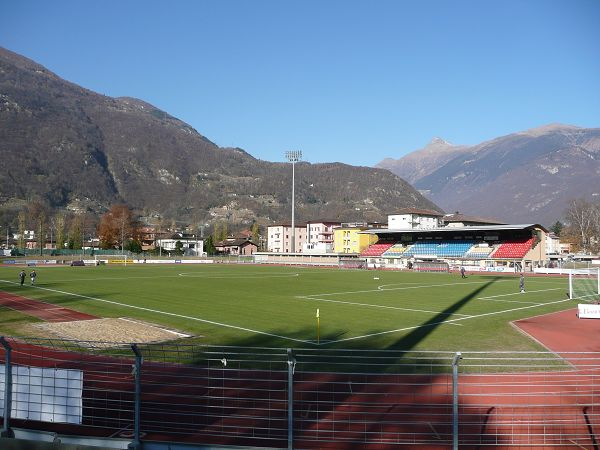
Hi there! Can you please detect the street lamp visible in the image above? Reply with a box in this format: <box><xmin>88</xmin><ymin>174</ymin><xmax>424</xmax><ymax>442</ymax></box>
<box><xmin>285</xmin><ymin>150</ymin><xmax>302</xmax><ymax>253</ymax></box>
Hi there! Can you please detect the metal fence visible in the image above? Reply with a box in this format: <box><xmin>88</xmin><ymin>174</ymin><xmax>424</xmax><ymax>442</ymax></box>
<box><xmin>1</xmin><ymin>337</ymin><xmax>599</xmax><ymax>449</ymax></box>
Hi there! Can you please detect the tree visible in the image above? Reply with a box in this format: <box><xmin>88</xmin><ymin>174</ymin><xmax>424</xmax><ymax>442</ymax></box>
<box><xmin>212</xmin><ymin>223</ymin><xmax>221</xmax><ymax>244</ymax></box>
<box><xmin>28</xmin><ymin>201</ymin><xmax>47</xmax><ymax>255</ymax></box>
<box><xmin>564</xmin><ymin>198</ymin><xmax>600</xmax><ymax>253</ymax></box>
<box><xmin>550</xmin><ymin>221</ymin><xmax>563</xmax><ymax>237</ymax></box>
<box><xmin>175</xmin><ymin>240</ymin><xmax>183</xmax><ymax>255</ymax></box>
<box><xmin>97</xmin><ymin>204</ymin><xmax>134</xmax><ymax>250</ymax></box>
<box><xmin>54</xmin><ymin>213</ymin><xmax>66</xmax><ymax>250</ymax></box>
<box><xmin>68</xmin><ymin>216</ymin><xmax>83</xmax><ymax>250</ymax></box>
<box><xmin>219</xmin><ymin>221</ymin><xmax>228</xmax><ymax>241</ymax></box>
<box><xmin>125</xmin><ymin>239</ymin><xmax>143</xmax><ymax>254</ymax></box>
<box><xmin>203</xmin><ymin>235</ymin><xmax>216</xmax><ymax>255</ymax></box>
<box><xmin>251</xmin><ymin>222</ymin><xmax>260</xmax><ymax>244</ymax></box>
<box><xmin>17</xmin><ymin>210</ymin><xmax>25</xmax><ymax>251</ymax></box>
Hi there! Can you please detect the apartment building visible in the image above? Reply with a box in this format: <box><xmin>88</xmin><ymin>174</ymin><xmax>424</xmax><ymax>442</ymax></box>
<box><xmin>267</xmin><ymin>224</ymin><xmax>306</xmax><ymax>253</ymax></box>
<box><xmin>387</xmin><ymin>208</ymin><xmax>444</xmax><ymax>230</ymax></box>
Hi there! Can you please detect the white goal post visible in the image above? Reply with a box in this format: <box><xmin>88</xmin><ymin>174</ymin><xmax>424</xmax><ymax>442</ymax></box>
<box><xmin>338</xmin><ymin>258</ymin><xmax>367</xmax><ymax>270</ymax></box>
<box><xmin>569</xmin><ymin>268</ymin><xmax>600</xmax><ymax>302</ymax></box>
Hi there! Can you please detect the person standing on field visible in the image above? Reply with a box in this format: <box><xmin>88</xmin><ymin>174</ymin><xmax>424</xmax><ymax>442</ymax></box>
<box><xmin>30</xmin><ymin>270</ymin><xmax>37</xmax><ymax>285</ymax></box>
<box><xmin>519</xmin><ymin>273</ymin><xmax>525</xmax><ymax>293</ymax></box>
<box><xmin>460</xmin><ymin>266</ymin><xmax>466</xmax><ymax>278</ymax></box>
<box><xmin>19</xmin><ymin>269</ymin><xmax>26</xmax><ymax>286</ymax></box>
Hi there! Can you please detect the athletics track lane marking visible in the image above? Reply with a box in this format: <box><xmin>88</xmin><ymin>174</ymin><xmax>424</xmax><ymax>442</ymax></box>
<box><xmin>0</xmin><ymin>280</ymin><xmax>314</xmax><ymax>346</ymax></box>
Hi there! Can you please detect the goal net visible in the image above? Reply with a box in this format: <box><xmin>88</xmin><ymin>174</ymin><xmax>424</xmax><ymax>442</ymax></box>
<box><xmin>569</xmin><ymin>268</ymin><xmax>600</xmax><ymax>302</ymax></box>
<box><xmin>338</xmin><ymin>257</ymin><xmax>367</xmax><ymax>270</ymax></box>
<box><xmin>413</xmin><ymin>261</ymin><xmax>450</xmax><ymax>273</ymax></box>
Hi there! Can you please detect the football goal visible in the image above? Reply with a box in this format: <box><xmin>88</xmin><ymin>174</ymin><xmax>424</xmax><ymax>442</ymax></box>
<box><xmin>569</xmin><ymin>268</ymin><xmax>600</xmax><ymax>302</ymax></box>
<box><xmin>338</xmin><ymin>258</ymin><xmax>367</xmax><ymax>270</ymax></box>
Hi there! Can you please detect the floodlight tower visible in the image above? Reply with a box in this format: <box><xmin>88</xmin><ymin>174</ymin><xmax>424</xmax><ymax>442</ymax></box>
<box><xmin>285</xmin><ymin>150</ymin><xmax>302</xmax><ymax>253</ymax></box>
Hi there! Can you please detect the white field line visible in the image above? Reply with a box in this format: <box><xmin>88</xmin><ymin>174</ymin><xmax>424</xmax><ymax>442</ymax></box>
<box><xmin>294</xmin><ymin>280</ymin><xmax>508</xmax><ymax>301</ymax></box>
<box><xmin>119</xmin><ymin>317</ymin><xmax>192</xmax><ymax>338</ymax></box>
<box><xmin>0</xmin><ymin>280</ymin><xmax>313</xmax><ymax>345</ymax></box>
<box><xmin>178</xmin><ymin>272</ymin><xmax>300</xmax><ymax>279</ymax></box>
<box><xmin>327</xmin><ymin>297</ymin><xmax>573</xmax><ymax>344</ymax></box>
<box><xmin>14</xmin><ymin>272</ymin><xmax>301</xmax><ymax>283</ymax></box>
<box><xmin>376</xmin><ymin>279</ymin><xmax>515</xmax><ymax>292</ymax></box>
<box><xmin>477</xmin><ymin>288</ymin><xmax>563</xmax><ymax>305</ymax></box>
<box><xmin>1</xmin><ymin>274</ymin><xmax>568</xmax><ymax>346</ymax></box>
<box><xmin>295</xmin><ymin>295</ymin><xmax>473</xmax><ymax>317</ymax></box>
<box><xmin>478</xmin><ymin>288</ymin><xmax>562</xmax><ymax>300</ymax></box>
<box><xmin>296</xmin><ymin>279</ymin><xmax>532</xmax><ymax>316</ymax></box>
<box><xmin>478</xmin><ymin>298</ymin><xmax>544</xmax><ymax>305</ymax></box>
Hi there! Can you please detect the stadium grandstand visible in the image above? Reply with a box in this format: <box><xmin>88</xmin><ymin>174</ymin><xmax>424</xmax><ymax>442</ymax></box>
<box><xmin>359</xmin><ymin>224</ymin><xmax>547</xmax><ymax>273</ymax></box>
<box><xmin>258</xmin><ymin>210</ymin><xmax>549</xmax><ymax>272</ymax></box>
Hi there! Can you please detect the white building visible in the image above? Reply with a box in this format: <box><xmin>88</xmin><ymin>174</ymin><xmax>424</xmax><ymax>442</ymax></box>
<box><xmin>388</xmin><ymin>209</ymin><xmax>443</xmax><ymax>230</ymax></box>
<box><xmin>267</xmin><ymin>224</ymin><xmax>306</xmax><ymax>253</ymax></box>
<box><xmin>156</xmin><ymin>232</ymin><xmax>204</xmax><ymax>256</ymax></box>
<box><xmin>304</xmin><ymin>220</ymin><xmax>340</xmax><ymax>253</ymax></box>
<box><xmin>546</xmin><ymin>232</ymin><xmax>561</xmax><ymax>256</ymax></box>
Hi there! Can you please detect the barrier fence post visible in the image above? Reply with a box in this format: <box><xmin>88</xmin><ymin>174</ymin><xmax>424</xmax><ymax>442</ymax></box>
<box><xmin>0</xmin><ymin>337</ymin><xmax>14</xmax><ymax>438</ymax></box>
<box><xmin>452</xmin><ymin>352</ymin><xmax>462</xmax><ymax>450</ymax></box>
<box><xmin>287</xmin><ymin>348</ymin><xmax>296</xmax><ymax>450</ymax></box>
<box><xmin>128</xmin><ymin>344</ymin><xmax>143</xmax><ymax>450</ymax></box>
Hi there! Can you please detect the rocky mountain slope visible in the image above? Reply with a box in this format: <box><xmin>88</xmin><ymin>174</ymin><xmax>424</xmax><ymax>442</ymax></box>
<box><xmin>376</xmin><ymin>125</ymin><xmax>600</xmax><ymax>226</ymax></box>
<box><xmin>0</xmin><ymin>47</ymin><xmax>441</xmax><ymax>227</ymax></box>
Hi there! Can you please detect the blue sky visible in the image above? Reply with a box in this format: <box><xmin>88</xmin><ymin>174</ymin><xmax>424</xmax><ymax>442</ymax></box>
<box><xmin>2</xmin><ymin>0</ymin><xmax>599</xmax><ymax>166</ymax></box>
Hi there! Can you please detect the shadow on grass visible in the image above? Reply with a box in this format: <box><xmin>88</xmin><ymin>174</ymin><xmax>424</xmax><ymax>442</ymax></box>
<box><xmin>0</xmin><ymin>277</ymin><xmax>525</xmax><ymax>449</ymax></box>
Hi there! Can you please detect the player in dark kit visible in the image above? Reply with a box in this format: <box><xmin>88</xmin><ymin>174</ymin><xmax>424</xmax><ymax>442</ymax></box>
<box><xmin>519</xmin><ymin>274</ymin><xmax>525</xmax><ymax>293</ymax></box>
<box><xmin>19</xmin><ymin>269</ymin><xmax>26</xmax><ymax>286</ymax></box>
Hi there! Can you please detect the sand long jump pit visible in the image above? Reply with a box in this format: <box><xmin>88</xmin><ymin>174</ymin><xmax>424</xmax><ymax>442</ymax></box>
<box><xmin>33</xmin><ymin>317</ymin><xmax>192</xmax><ymax>348</ymax></box>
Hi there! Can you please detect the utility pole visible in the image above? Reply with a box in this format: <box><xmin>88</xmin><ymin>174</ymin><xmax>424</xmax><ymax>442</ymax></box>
<box><xmin>285</xmin><ymin>151</ymin><xmax>302</xmax><ymax>253</ymax></box>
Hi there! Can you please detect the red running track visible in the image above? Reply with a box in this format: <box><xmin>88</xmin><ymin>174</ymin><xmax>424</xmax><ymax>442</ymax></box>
<box><xmin>514</xmin><ymin>307</ymin><xmax>600</xmax><ymax>359</ymax></box>
<box><xmin>1</xmin><ymin>295</ymin><xmax>600</xmax><ymax>448</ymax></box>
<box><xmin>0</xmin><ymin>290</ymin><xmax>99</xmax><ymax>322</ymax></box>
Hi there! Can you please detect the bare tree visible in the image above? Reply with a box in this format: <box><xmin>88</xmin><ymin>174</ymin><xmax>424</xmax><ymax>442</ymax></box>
<box><xmin>591</xmin><ymin>202</ymin><xmax>600</xmax><ymax>253</ymax></box>
<box><xmin>54</xmin><ymin>213</ymin><xmax>66</xmax><ymax>251</ymax></box>
<box><xmin>68</xmin><ymin>215</ymin><xmax>83</xmax><ymax>250</ymax></box>
<box><xmin>17</xmin><ymin>210</ymin><xmax>26</xmax><ymax>251</ymax></box>
<box><xmin>28</xmin><ymin>201</ymin><xmax>47</xmax><ymax>255</ymax></box>
<box><xmin>565</xmin><ymin>198</ymin><xmax>600</xmax><ymax>252</ymax></box>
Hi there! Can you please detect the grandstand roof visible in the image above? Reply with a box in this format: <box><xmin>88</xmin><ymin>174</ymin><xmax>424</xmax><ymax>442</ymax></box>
<box><xmin>361</xmin><ymin>224</ymin><xmax>547</xmax><ymax>235</ymax></box>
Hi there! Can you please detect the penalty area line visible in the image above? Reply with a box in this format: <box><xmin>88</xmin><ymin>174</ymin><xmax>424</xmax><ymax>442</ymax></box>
<box><xmin>0</xmin><ymin>280</ymin><xmax>313</xmax><ymax>346</ymax></box>
<box><xmin>295</xmin><ymin>295</ymin><xmax>473</xmax><ymax>317</ymax></box>
<box><xmin>478</xmin><ymin>288</ymin><xmax>561</xmax><ymax>300</ymax></box>
<box><xmin>327</xmin><ymin>296</ymin><xmax>573</xmax><ymax>345</ymax></box>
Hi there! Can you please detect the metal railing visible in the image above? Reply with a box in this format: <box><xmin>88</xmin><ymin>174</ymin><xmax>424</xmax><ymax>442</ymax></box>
<box><xmin>1</xmin><ymin>338</ymin><xmax>599</xmax><ymax>448</ymax></box>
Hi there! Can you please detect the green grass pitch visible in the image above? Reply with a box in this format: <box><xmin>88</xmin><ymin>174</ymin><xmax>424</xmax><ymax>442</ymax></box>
<box><xmin>0</xmin><ymin>264</ymin><xmax>572</xmax><ymax>351</ymax></box>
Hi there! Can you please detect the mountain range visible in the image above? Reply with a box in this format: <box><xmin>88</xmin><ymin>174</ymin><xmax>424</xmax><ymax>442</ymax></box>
<box><xmin>0</xmin><ymin>47</ymin><xmax>439</xmax><ymax>229</ymax></box>
<box><xmin>377</xmin><ymin>124</ymin><xmax>600</xmax><ymax>226</ymax></box>
<box><xmin>2</xmin><ymin>46</ymin><xmax>598</xmax><ymax>230</ymax></box>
